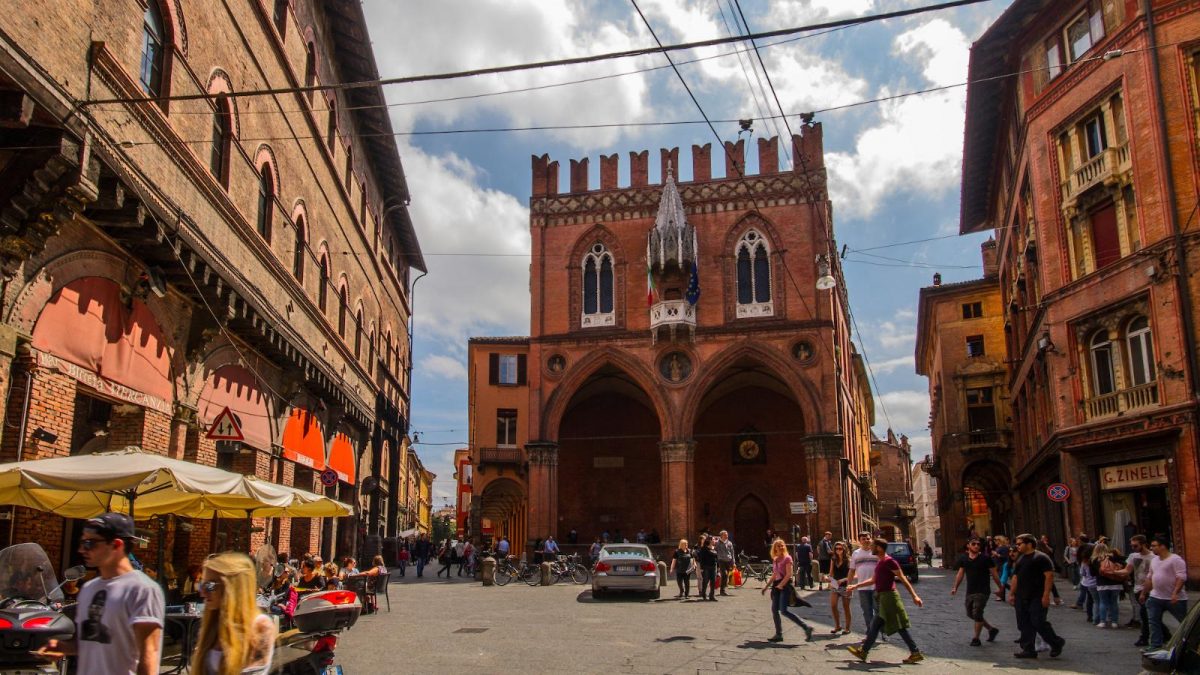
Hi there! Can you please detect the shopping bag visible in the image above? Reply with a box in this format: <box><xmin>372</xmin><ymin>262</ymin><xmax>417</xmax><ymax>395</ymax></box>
<box><xmin>731</xmin><ymin>568</ymin><xmax>742</xmax><ymax>586</ymax></box>
<box><xmin>1035</xmin><ymin>634</ymin><xmax>1049</xmax><ymax>652</ymax></box>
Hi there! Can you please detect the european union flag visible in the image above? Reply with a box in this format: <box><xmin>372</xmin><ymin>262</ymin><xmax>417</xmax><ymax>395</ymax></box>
<box><xmin>685</xmin><ymin>260</ymin><xmax>700</xmax><ymax>305</ymax></box>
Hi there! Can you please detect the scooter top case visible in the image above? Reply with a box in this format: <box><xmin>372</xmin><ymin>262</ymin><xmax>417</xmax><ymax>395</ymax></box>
<box><xmin>291</xmin><ymin>590</ymin><xmax>361</xmax><ymax>634</ymax></box>
<box><xmin>0</xmin><ymin>606</ymin><xmax>74</xmax><ymax>667</ymax></box>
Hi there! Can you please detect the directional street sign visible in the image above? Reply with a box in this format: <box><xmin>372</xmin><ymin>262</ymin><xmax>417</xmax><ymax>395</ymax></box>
<box><xmin>205</xmin><ymin>406</ymin><xmax>244</xmax><ymax>441</ymax></box>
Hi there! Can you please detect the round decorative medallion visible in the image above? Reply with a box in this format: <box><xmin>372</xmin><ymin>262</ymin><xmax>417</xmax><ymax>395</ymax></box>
<box><xmin>658</xmin><ymin>351</ymin><xmax>693</xmax><ymax>383</ymax></box>
<box><xmin>791</xmin><ymin>340</ymin><xmax>815</xmax><ymax>363</ymax></box>
<box><xmin>546</xmin><ymin>354</ymin><xmax>567</xmax><ymax>375</ymax></box>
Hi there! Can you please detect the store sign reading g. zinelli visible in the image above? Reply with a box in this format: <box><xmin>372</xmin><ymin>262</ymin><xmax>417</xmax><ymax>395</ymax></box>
<box><xmin>1100</xmin><ymin>459</ymin><xmax>1167</xmax><ymax>491</ymax></box>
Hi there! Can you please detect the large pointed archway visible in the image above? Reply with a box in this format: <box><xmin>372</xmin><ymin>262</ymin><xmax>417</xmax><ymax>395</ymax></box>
<box><xmin>692</xmin><ymin>353</ymin><xmax>808</xmax><ymax>552</ymax></box>
<box><xmin>556</xmin><ymin>364</ymin><xmax>663</xmax><ymax>543</ymax></box>
<box><xmin>962</xmin><ymin>459</ymin><xmax>1014</xmax><ymax>538</ymax></box>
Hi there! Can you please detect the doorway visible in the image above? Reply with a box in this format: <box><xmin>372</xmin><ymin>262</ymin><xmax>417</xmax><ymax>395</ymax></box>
<box><xmin>733</xmin><ymin>495</ymin><xmax>770</xmax><ymax>559</ymax></box>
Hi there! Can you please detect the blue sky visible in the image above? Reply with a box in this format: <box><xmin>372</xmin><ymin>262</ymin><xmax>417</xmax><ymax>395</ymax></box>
<box><xmin>360</xmin><ymin>0</ymin><xmax>1013</xmax><ymax>505</ymax></box>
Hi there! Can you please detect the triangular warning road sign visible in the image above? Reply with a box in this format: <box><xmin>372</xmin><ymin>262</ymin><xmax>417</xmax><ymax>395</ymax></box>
<box><xmin>206</xmin><ymin>406</ymin><xmax>245</xmax><ymax>441</ymax></box>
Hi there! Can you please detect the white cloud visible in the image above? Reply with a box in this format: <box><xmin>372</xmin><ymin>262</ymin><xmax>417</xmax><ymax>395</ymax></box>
<box><xmin>422</xmin><ymin>354</ymin><xmax>468</xmax><ymax>381</ymax></box>
<box><xmin>768</xmin><ymin>0</ymin><xmax>876</xmax><ymax>23</ymax></box>
<box><xmin>875</xmin><ymin>388</ymin><xmax>931</xmax><ymax>436</ymax></box>
<box><xmin>825</xmin><ymin>19</ymin><xmax>970</xmax><ymax>220</ymax></box>
<box><xmin>872</xmin><ymin>354</ymin><xmax>915</xmax><ymax>375</ymax></box>
<box><xmin>402</xmin><ymin>142</ymin><xmax>531</xmax><ymax>345</ymax></box>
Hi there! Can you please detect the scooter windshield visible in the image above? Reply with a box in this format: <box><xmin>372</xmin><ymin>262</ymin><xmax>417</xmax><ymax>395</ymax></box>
<box><xmin>0</xmin><ymin>543</ymin><xmax>62</xmax><ymax>602</ymax></box>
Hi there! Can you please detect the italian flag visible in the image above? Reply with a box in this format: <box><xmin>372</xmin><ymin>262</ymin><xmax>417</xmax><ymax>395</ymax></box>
<box><xmin>646</xmin><ymin>263</ymin><xmax>657</xmax><ymax>307</ymax></box>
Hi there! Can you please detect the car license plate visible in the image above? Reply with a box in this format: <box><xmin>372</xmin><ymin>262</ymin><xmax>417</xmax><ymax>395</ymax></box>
<box><xmin>617</xmin><ymin>565</ymin><xmax>635</xmax><ymax>573</ymax></box>
<box><xmin>324</xmin><ymin>666</ymin><xmax>343</xmax><ymax>675</ymax></box>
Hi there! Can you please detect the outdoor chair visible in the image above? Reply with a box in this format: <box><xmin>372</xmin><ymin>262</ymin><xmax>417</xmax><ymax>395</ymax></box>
<box><xmin>377</xmin><ymin>571</ymin><xmax>392</xmax><ymax>612</ymax></box>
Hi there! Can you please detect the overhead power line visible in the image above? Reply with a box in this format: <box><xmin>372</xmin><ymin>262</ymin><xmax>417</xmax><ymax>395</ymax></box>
<box><xmin>81</xmin><ymin>0</ymin><xmax>995</xmax><ymax>106</ymax></box>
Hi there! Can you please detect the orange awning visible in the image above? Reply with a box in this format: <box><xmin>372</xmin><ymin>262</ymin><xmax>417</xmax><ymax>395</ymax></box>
<box><xmin>281</xmin><ymin>408</ymin><xmax>324</xmax><ymax>471</ymax></box>
<box><xmin>327</xmin><ymin>433</ymin><xmax>356</xmax><ymax>484</ymax></box>
<box><xmin>198</xmin><ymin>365</ymin><xmax>271</xmax><ymax>451</ymax></box>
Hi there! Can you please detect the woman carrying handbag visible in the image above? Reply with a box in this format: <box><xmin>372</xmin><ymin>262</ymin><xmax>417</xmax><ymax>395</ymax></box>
<box><xmin>762</xmin><ymin>538</ymin><xmax>814</xmax><ymax>643</ymax></box>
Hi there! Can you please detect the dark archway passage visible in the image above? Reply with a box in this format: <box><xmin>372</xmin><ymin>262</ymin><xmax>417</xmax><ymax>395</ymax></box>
<box><xmin>557</xmin><ymin>366</ymin><xmax>662</xmax><ymax>543</ymax></box>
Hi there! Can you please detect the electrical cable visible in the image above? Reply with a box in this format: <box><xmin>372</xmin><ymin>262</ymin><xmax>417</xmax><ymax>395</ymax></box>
<box><xmin>81</xmin><ymin>0</ymin><xmax>996</xmax><ymax>106</ymax></box>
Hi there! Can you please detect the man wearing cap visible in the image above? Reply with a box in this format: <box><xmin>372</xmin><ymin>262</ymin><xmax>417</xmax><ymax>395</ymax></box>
<box><xmin>41</xmin><ymin>513</ymin><xmax>164</xmax><ymax>674</ymax></box>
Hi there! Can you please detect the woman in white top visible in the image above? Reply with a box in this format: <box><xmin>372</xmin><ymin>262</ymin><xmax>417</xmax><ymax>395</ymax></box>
<box><xmin>191</xmin><ymin>552</ymin><xmax>278</xmax><ymax>675</ymax></box>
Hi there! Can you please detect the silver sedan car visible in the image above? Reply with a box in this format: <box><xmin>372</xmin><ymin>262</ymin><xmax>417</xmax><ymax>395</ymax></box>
<box><xmin>592</xmin><ymin>544</ymin><xmax>660</xmax><ymax>599</ymax></box>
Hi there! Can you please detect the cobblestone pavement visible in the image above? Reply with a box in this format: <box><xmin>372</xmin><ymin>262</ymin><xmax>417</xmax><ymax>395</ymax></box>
<box><xmin>335</xmin><ymin>564</ymin><xmax>1152</xmax><ymax>674</ymax></box>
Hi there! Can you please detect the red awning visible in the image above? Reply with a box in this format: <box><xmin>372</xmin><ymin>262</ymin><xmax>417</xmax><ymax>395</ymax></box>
<box><xmin>328</xmin><ymin>433</ymin><xmax>356</xmax><ymax>484</ymax></box>
<box><xmin>31</xmin><ymin>277</ymin><xmax>173</xmax><ymax>402</ymax></box>
<box><xmin>281</xmin><ymin>408</ymin><xmax>325</xmax><ymax>471</ymax></box>
<box><xmin>198</xmin><ymin>365</ymin><xmax>271</xmax><ymax>451</ymax></box>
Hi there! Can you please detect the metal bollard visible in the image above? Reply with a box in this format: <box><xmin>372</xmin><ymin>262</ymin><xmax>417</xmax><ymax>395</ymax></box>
<box><xmin>480</xmin><ymin>556</ymin><xmax>496</xmax><ymax>587</ymax></box>
<box><xmin>540</xmin><ymin>561</ymin><xmax>553</xmax><ymax>586</ymax></box>
<box><xmin>657</xmin><ymin>560</ymin><xmax>668</xmax><ymax>587</ymax></box>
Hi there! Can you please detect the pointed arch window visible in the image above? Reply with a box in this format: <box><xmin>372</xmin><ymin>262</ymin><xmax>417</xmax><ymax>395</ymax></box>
<box><xmin>140</xmin><ymin>2</ymin><xmax>166</xmax><ymax>96</ymax></box>
<box><xmin>326</xmin><ymin>96</ymin><xmax>338</xmax><ymax>155</ymax></box>
<box><xmin>256</xmin><ymin>164</ymin><xmax>274</xmax><ymax>242</ymax></box>
<box><xmin>292</xmin><ymin>217</ymin><xmax>306</xmax><ymax>283</ymax></box>
<box><xmin>1126</xmin><ymin>316</ymin><xmax>1156</xmax><ymax>386</ymax></box>
<box><xmin>304</xmin><ymin>42</ymin><xmax>317</xmax><ymax>104</ymax></box>
<box><xmin>354</xmin><ymin>308</ymin><xmax>364</xmax><ymax>360</ymax></box>
<box><xmin>317</xmin><ymin>254</ymin><xmax>330</xmax><ymax>312</ymax></box>
<box><xmin>337</xmin><ymin>285</ymin><xmax>348</xmax><ymax>338</ymax></box>
<box><xmin>581</xmin><ymin>242</ymin><xmax>615</xmax><ymax>327</ymax></box>
<box><xmin>272</xmin><ymin>0</ymin><xmax>288</xmax><ymax>37</ymax></box>
<box><xmin>735</xmin><ymin>230</ymin><xmax>773</xmax><ymax>318</ymax></box>
<box><xmin>210</xmin><ymin>96</ymin><xmax>232</xmax><ymax>185</ymax></box>
<box><xmin>1090</xmin><ymin>330</ymin><xmax>1116</xmax><ymax>396</ymax></box>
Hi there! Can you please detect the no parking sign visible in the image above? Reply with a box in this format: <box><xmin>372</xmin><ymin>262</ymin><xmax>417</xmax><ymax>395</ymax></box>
<box><xmin>1046</xmin><ymin>483</ymin><xmax>1070</xmax><ymax>502</ymax></box>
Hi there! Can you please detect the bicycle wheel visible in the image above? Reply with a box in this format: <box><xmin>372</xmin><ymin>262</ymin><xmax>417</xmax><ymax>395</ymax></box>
<box><xmin>571</xmin><ymin>564</ymin><xmax>590</xmax><ymax>585</ymax></box>
<box><xmin>547</xmin><ymin>566</ymin><xmax>561</xmax><ymax>585</ymax></box>
<box><xmin>494</xmin><ymin>565</ymin><xmax>513</xmax><ymax>586</ymax></box>
<box><xmin>524</xmin><ymin>565</ymin><xmax>542</xmax><ymax>586</ymax></box>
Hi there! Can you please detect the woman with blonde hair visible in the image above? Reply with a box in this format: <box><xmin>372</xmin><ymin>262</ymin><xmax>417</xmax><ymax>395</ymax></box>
<box><xmin>191</xmin><ymin>552</ymin><xmax>278</xmax><ymax>675</ymax></box>
<box><xmin>762</xmin><ymin>538</ymin><xmax>814</xmax><ymax>643</ymax></box>
<box><xmin>668</xmin><ymin>539</ymin><xmax>694</xmax><ymax>599</ymax></box>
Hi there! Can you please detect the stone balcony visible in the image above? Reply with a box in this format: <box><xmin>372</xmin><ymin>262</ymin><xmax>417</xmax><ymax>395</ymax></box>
<box><xmin>1061</xmin><ymin>142</ymin><xmax>1132</xmax><ymax>212</ymax></box>
<box><xmin>650</xmin><ymin>299</ymin><xmax>696</xmax><ymax>343</ymax></box>
<box><xmin>477</xmin><ymin>446</ymin><xmax>523</xmax><ymax>475</ymax></box>
<box><xmin>1083</xmin><ymin>381</ymin><xmax>1159</xmax><ymax>421</ymax></box>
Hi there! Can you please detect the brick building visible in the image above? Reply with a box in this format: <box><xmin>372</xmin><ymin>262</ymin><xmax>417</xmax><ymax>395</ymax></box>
<box><xmin>470</xmin><ymin>124</ymin><xmax>877</xmax><ymax>558</ymax></box>
<box><xmin>957</xmin><ymin>0</ymin><xmax>1200</xmax><ymax>573</ymax></box>
<box><xmin>915</xmin><ymin>242</ymin><xmax>1012</xmax><ymax>562</ymax></box>
<box><xmin>871</xmin><ymin>430</ymin><xmax>916</xmax><ymax>543</ymax></box>
<box><xmin>0</xmin><ymin>0</ymin><xmax>423</xmax><ymax>574</ymax></box>
<box><xmin>911</xmin><ymin>461</ymin><xmax>941</xmax><ymax>557</ymax></box>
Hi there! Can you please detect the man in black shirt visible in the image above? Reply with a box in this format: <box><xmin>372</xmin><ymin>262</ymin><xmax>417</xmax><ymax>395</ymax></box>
<box><xmin>1008</xmin><ymin>533</ymin><xmax>1065</xmax><ymax>659</ymax></box>
<box><xmin>795</xmin><ymin>537</ymin><xmax>814</xmax><ymax>589</ymax></box>
<box><xmin>951</xmin><ymin>538</ymin><xmax>1003</xmax><ymax>646</ymax></box>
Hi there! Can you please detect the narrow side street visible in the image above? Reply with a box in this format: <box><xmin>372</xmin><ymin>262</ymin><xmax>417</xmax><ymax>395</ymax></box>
<box><xmin>337</xmin><ymin>565</ymin><xmax>1147</xmax><ymax>673</ymax></box>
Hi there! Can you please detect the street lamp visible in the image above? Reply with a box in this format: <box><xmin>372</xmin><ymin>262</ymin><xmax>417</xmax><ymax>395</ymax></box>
<box><xmin>816</xmin><ymin>254</ymin><xmax>836</xmax><ymax>290</ymax></box>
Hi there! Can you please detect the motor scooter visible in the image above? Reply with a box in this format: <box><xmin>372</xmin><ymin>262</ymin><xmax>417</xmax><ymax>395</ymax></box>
<box><xmin>0</xmin><ymin>543</ymin><xmax>85</xmax><ymax>675</ymax></box>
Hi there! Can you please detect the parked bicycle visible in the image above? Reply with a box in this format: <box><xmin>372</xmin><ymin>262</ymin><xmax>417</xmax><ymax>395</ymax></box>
<box><xmin>735</xmin><ymin>551</ymin><xmax>772</xmax><ymax>587</ymax></box>
<box><xmin>493</xmin><ymin>555</ymin><xmax>526</xmax><ymax>586</ymax></box>
<box><xmin>548</xmin><ymin>554</ymin><xmax>590</xmax><ymax>585</ymax></box>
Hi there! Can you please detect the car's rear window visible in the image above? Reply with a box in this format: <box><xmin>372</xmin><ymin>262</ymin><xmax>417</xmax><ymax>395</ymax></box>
<box><xmin>888</xmin><ymin>543</ymin><xmax>912</xmax><ymax>556</ymax></box>
<box><xmin>603</xmin><ymin>546</ymin><xmax>649</xmax><ymax>557</ymax></box>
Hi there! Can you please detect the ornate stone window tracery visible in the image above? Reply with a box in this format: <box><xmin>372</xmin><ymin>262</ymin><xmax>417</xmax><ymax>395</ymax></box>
<box><xmin>581</xmin><ymin>242</ymin><xmax>615</xmax><ymax>328</ymax></box>
<box><xmin>735</xmin><ymin>230</ymin><xmax>772</xmax><ymax>318</ymax></box>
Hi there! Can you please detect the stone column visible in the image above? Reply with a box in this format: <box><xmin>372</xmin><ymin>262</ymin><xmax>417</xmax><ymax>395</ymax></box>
<box><xmin>525</xmin><ymin>441</ymin><xmax>559</xmax><ymax>545</ymax></box>
<box><xmin>660</xmin><ymin>440</ymin><xmax>695</xmax><ymax>541</ymax></box>
<box><xmin>803</xmin><ymin>434</ymin><xmax>846</xmax><ymax>539</ymax></box>
<box><xmin>169</xmin><ymin>403</ymin><xmax>196</xmax><ymax>461</ymax></box>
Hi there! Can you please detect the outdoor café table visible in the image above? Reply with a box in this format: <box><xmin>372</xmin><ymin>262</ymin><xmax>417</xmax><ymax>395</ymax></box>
<box><xmin>162</xmin><ymin>608</ymin><xmax>202</xmax><ymax>674</ymax></box>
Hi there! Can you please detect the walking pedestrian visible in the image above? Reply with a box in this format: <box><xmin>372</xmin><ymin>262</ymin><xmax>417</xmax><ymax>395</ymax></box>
<box><xmin>697</xmin><ymin>535</ymin><xmax>718</xmax><ymax>601</ymax></box>
<box><xmin>716</xmin><ymin>530</ymin><xmax>735</xmax><ymax>596</ymax></box>
<box><xmin>828</xmin><ymin>541</ymin><xmax>852</xmax><ymax>634</ymax></box>
<box><xmin>397</xmin><ymin>545</ymin><xmax>409</xmax><ymax>577</ymax></box>
<box><xmin>794</xmin><ymin>536</ymin><xmax>814</xmax><ymax>589</ymax></box>
<box><xmin>923</xmin><ymin>542</ymin><xmax>934</xmax><ymax>567</ymax></box>
<box><xmin>762</xmin><ymin>538</ymin><xmax>813</xmax><ymax>643</ymax></box>
<box><xmin>1009</xmin><ymin>533</ymin><xmax>1066</xmax><ymax>659</ymax></box>
<box><xmin>1093</xmin><ymin>542</ymin><xmax>1128</xmax><ymax>628</ymax></box>
<box><xmin>817</xmin><ymin>532</ymin><xmax>834</xmax><ymax>586</ymax></box>
<box><xmin>951</xmin><ymin>537</ymin><xmax>1003</xmax><ymax>646</ymax></box>
<box><xmin>36</xmin><ymin>513</ymin><xmax>164</xmax><ymax>675</ymax></box>
<box><xmin>848</xmin><ymin>532</ymin><xmax>880</xmax><ymax>639</ymax></box>
<box><xmin>190</xmin><ymin>552</ymin><xmax>277</xmax><ymax>675</ymax></box>
<box><xmin>1126</xmin><ymin>535</ymin><xmax>1153</xmax><ymax>647</ymax></box>
<box><xmin>1076</xmin><ymin>542</ymin><xmax>1098</xmax><ymax>620</ymax></box>
<box><xmin>588</xmin><ymin>537</ymin><xmax>603</xmax><ymax>566</ymax></box>
<box><xmin>414</xmin><ymin>536</ymin><xmax>429</xmax><ymax>577</ymax></box>
<box><xmin>846</xmin><ymin>537</ymin><xmax>924</xmax><ymax>664</ymax></box>
<box><xmin>436</xmin><ymin>542</ymin><xmax>453</xmax><ymax>578</ymax></box>
<box><xmin>1141</xmin><ymin>535</ymin><xmax>1188</xmax><ymax>650</ymax></box>
<box><xmin>1064</xmin><ymin>537</ymin><xmax>1080</xmax><ymax>589</ymax></box>
<box><xmin>669</xmin><ymin>539</ymin><xmax>693</xmax><ymax>599</ymax></box>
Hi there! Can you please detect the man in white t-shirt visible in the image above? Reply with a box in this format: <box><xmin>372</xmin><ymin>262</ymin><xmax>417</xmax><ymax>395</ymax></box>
<box><xmin>1140</xmin><ymin>535</ymin><xmax>1189</xmax><ymax>650</ymax></box>
<box><xmin>1124</xmin><ymin>534</ymin><xmax>1153</xmax><ymax>647</ymax></box>
<box><xmin>39</xmin><ymin>513</ymin><xmax>164</xmax><ymax>675</ymax></box>
<box><xmin>847</xmin><ymin>531</ymin><xmax>881</xmax><ymax>633</ymax></box>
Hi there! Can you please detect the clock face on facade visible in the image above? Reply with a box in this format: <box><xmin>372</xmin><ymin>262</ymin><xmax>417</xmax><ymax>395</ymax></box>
<box><xmin>732</xmin><ymin>430</ymin><xmax>766</xmax><ymax>465</ymax></box>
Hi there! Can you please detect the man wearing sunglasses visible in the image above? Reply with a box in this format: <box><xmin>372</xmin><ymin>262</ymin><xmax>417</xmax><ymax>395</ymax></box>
<box><xmin>1008</xmin><ymin>533</ymin><xmax>1065</xmax><ymax>659</ymax></box>
<box><xmin>38</xmin><ymin>512</ymin><xmax>164</xmax><ymax>674</ymax></box>
<box><xmin>951</xmin><ymin>538</ymin><xmax>1003</xmax><ymax>646</ymax></box>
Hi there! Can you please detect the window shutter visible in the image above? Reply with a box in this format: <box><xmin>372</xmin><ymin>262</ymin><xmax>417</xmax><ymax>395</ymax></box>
<box><xmin>488</xmin><ymin>353</ymin><xmax>499</xmax><ymax>385</ymax></box>
<box><xmin>1100</xmin><ymin>0</ymin><xmax>1122</xmax><ymax>34</ymax></box>
<box><xmin>517</xmin><ymin>354</ymin><xmax>527</xmax><ymax>385</ymax></box>
<box><xmin>1030</xmin><ymin>46</ymin><xmax>1048</xmax><ymax>94</ymax></box>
